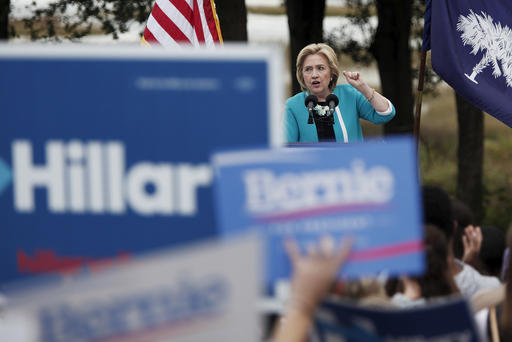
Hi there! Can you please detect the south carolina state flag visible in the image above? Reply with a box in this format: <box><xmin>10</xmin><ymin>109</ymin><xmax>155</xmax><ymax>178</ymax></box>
<box><xmin>143</xmin><ymin>0</ymin><xmax>222</xmax><ymax>47</ymax></box>
<box><xmin>423</xmin><ymin>0</ymin><xmax>512</xmax><ymax>128</ymax></box>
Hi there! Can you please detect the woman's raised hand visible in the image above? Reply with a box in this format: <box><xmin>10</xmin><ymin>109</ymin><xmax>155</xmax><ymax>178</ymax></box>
<box><xmin>343</xmin><ymin>71</ymin><xmax>366</xmax><ymax>89</ymax></box>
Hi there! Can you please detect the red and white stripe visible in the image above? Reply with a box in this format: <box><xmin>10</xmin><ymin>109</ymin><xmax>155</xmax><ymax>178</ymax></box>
<box><xmin>143</xmin><ymin>0</ymin><xmax>222</xmax><ymax>47</ymax></box>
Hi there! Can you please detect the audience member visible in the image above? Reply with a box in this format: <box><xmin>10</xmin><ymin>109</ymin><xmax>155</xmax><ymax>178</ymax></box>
<box><xmin>273</xmin><ymin>236</ymin><xmax>353</xmax><ymax>342</ymax></box>
<box><xmin>422</xmin><ymin>185</ymin><xmax>501</xmax><ymax>297</ymax></box>
<box><xmin>391</xmin><ymin>224</ymin><xmax>459</xmax><ymax>308</ymax></box>
<box><xmin>479</xmin><ymin>225</ymin><xmax>506</xmax><ymax>278</ymax></box>
<box><xmin>502</xmin><ymin>226</ymin><xmax>512</xmax><ymax>282</ymax></box>
<box><xmin>500</xmin><ymin>241</ymin><xmax>512</xmax><ymax>340</ymax></box>
<box><xmin>452</xmin><ymin>199</ymin><xmax>475</xmax><ymax>260</ymax></box>
<box><xmin>339</xmin><ymin>277</ymin><xmax>390</xmax><ymax>307</ymax></box>
<box><xmin>273</xmin><ymin>185</ymin><xmax>506</xmax><ymax>341</ymax></box>
<box><xmin>472</xmin><ymin>230</ymin><xmax>512</xmax><ymax>341</ymax></box>
<box><xmin>451</xmin><ymin>199</ymin><xmax>489</xmax><ymax>275</ymax></box>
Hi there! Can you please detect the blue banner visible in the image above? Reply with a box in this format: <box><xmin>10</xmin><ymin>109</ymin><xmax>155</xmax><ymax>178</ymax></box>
<box><xmin>1</xmin><ymin>235</ymin><xmax>261</xmax><ymax>342</ymax></box>
<box><xmin>0</xmin><ymin>45</ymin><xmax>282</xmax><ymax>285</ymax></box>
<box><xmin>213</xmin><ymin>138</ymin><xmax>424</xmax><ymax>284</ymax></box>
<box><xmin>315</xmin><ymin>297</ymin><xmax>479</xmax><ymax>342</ymax></box>
<box><xmin>428</xmin><ymin>0</ymin><xmax>512</xmax><ymax>127</ymax></box>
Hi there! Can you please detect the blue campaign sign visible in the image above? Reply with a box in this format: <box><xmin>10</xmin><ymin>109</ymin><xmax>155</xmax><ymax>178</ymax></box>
<box><xmin>314</xmin><ymin>297</ymin><xmax>479</xmax><ymax>341</ymax></box>
<box><xmin>0</xmin><ymin>44</ymin><xmax>283</xmax><ymax>285</ymax></box>
<box><xmin>213</xmin><ymin>138</ymin><xmax>424</xmax><ymax>283</ymax></box>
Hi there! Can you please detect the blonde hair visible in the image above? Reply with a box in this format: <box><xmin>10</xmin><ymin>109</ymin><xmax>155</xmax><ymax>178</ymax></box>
<box><xmin>296</xmin><ymin>43</ymin><xmax>339</xmax><ymax>93</ymax></box>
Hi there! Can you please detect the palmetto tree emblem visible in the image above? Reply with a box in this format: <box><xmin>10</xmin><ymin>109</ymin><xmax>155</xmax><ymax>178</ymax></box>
<box><xmin>457</xmin><ymin>10</ymin><xmax>512</xmax><ymax>88</ymax></box>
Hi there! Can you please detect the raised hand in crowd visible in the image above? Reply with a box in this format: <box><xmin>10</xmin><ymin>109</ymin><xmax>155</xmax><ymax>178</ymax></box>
<box><xmin>273</xmin><ymin>236</ymin><xmax>353</xmax><ymax>342</ymax></box>
<box><xmin>462</xmin><ymin>225</ymin><xmax>483</xmax><ymax>265</ymax></box>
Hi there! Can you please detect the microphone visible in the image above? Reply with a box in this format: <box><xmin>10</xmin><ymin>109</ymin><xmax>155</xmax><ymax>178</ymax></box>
<box><xmin>326</xmin><ymin>94</ymin><xmax>339</xmax><ymax>115</ymax></box>
<box><xmin>325</xmin><ymin>94</ymin><xmax>339</xmax><ymax>126</ymax></box>
<box><xmin>304</xmin><ymin>95</ymin><xmax>318</xmax><ymax>124</ymax></box>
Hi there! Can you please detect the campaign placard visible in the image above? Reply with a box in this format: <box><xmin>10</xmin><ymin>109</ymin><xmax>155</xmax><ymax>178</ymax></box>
<box><xmin>0</xmin><ymin>44</ymin><xmax>283</xmax><ymax>285</ymax></box>
<box><xmin>0</xmin><ymin>234</ymin><xmax>262</xmax><ymax>342</ymax></box>
<box><xmin>213</xmin><ymin>138</ymin><xmax>424</xmax><ymax>283</ymax></box>
<box><xmin>314</xmin><ymin>297</ymin><xmax>479</xmax><ymax>341</ymax></box>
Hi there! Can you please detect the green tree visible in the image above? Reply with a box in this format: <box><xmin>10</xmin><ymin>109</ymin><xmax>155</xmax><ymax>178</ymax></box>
<box><xmin>215</xmin><ymin>0</ymin><xmax>247</xmax><ymax>41</ymax></box>
<box><xmin>23</xmin><ymin>0</ymin><xmax>153</xmax><ymax>41</ymax></box>
<box><xmin>371</xmin><ymin>0</ymin><xmax>414</xmax><ymax>135</ymax></box>
<box><xmin>326</xmin><ymin>0</ymin><xmax>485</xmax><ymax>219</ymax></box>
<box><xmin>0</xmin><ymin>0</ymin><xmax>9</xmax><ymax>39</ymax></box>
<box><xmin>327</xmin><ymin>0</ymin><xmax>415</xmax><ymax>135</ymax></box>
<box><xmin>455</xmin><ymin>94</ymin><xmax>484</xmax><ymax>223</ymax></box>
<box><xmin>286</xmin><ymin>0</ymin><xmax>326</xmax><ymax>96</ymax></box>
<box><xmin>20</xmin><ymin>0</ymin><xmax>246</xmax><ymax>43</ymax></box>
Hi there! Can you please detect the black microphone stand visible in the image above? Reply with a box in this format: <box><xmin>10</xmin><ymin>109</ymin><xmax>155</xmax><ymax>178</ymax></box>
<box><xmin>304</xmin><ymin>95</ymin><xmax>318</xmax><ymax>124</ymax></box>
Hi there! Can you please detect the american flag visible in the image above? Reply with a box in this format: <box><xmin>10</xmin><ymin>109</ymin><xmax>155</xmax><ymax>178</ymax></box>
<box><xmin>143</xmin><ymin>0</ymin><xmax>223</xmax><ymax>47</ymax></box>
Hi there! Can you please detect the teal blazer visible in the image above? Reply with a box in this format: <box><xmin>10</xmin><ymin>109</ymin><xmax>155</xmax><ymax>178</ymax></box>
<box><xmin>283</xmin><ymin>84</ymin><xmax>396</xmax><ymax>143</ymax></box>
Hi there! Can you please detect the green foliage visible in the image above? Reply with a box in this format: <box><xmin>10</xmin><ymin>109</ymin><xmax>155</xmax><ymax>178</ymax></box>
<box><xmin>482</xmin><ymin>127</ymin><xmax>512</xmax><ymax>230</ymax></box>
<box><xmin>325</xmin><ymin>0</ymin><xmax>375</xmax><ymax>65</ymax></box>
<box><xmin>22</xmin><ymin>0</ymin><xmax>153</xmax><ymax>41</ymax></box>
<box><xmin>417</xmin><ymin>90</ymin><xmax>512</xmax><ymax>230</ymax></box>
<box><xmin>325</xmin><ymin>0</ymin><xmax>441</xmax><ymax>94</ymax></box>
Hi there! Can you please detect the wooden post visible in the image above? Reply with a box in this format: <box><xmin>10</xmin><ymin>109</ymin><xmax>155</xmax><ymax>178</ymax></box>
<box><xmin>414</xmin><ymin>50</ymin><xmax>427</xmax><ymax>147</ymax></box>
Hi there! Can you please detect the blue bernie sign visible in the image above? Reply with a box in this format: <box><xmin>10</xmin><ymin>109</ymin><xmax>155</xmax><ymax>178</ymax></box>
<box><xmin>213</xmin><ymin>138</ymin><xmax>424</xmax><ymax>284</ymax></box>
<box><xmin>315</xmin><ymin>297</ymin><xmax>479</xmax><ymax>342</ymax></box>
<box><xmin>0</xmin><ymin>44</ymin><xmax>283</xmax><ymax>285</ymax></box>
